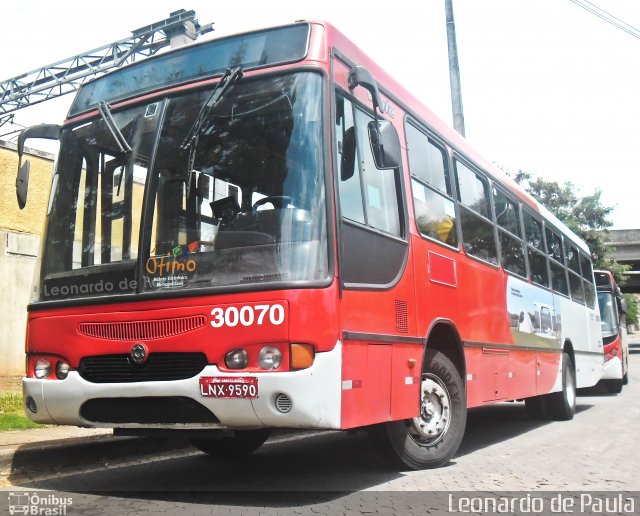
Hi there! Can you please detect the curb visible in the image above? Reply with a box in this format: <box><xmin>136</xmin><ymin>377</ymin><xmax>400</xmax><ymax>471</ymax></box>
<box><xmin>0</xmin><ymin>434</ymin><xmax>192</xmax><ymax>478</ymax></box>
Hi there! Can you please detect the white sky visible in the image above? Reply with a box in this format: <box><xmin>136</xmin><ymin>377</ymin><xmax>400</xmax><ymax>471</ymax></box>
<box><xmin>1</xmin><ymin>0</ymin><xmax>638</xmax><ymax>229</ymax></box>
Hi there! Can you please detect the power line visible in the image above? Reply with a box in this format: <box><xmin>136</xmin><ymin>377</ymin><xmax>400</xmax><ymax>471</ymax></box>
<box><xmin>568</xmin><ymin>0</ymin><xmax>640</xmax><ymax>40</ymax></box>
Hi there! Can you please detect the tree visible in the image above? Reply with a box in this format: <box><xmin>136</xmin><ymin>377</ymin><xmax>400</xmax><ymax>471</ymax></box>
<box><xmin>624</xmin><ymin>294</ymin><xmax>639</xmax><ymax>327</ymax></box>
<box><xmin>504</xmin><ymin>169</ymin><xmax>629</xmax><ymax>285</ymax></box>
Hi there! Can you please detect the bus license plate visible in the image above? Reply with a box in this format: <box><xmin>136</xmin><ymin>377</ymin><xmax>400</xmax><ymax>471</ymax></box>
<box><xmin>199</xmin><ymin>376</ymin><xmax>258</xmax><ymax>399</ymax></box>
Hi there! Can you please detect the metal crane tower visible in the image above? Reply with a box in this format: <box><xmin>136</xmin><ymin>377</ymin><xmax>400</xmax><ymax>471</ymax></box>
<box><xmin>0</xmin><ymin>9</ymin><xmax>213</xmax><ymax>132</ymax></box>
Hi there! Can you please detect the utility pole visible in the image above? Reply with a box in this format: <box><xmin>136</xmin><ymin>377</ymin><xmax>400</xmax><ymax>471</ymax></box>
<box><xmin>445</xmin><ymin>0</ymin><xmax>466</xmax><ymax>137</ymax></box>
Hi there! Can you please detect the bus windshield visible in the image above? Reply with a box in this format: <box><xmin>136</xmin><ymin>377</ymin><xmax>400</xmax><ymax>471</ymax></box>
<box><xmin>38</xmin><ymin>72</ymin><xmax>327</xmax><ymax>302</ymax></box>
<box><xmin>597</xmin><ymin>291</ymin><xmax>618</xmax><ymax>339</ymax></box>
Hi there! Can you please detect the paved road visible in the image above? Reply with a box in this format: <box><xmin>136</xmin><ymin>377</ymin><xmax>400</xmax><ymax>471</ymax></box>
<box><xmin>2</xmin><ymin>353</ymin><xmax>639</xmax><ymax>514</ymax></box>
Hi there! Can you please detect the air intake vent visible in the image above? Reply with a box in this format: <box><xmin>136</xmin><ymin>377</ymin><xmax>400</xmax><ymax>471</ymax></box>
<box><xmin>395</xmin><ymin>300</ymin><xmax>409</xmax><ymax>334</ymax></box>
<box><xmin>78</xmin><ymin>352</ymin><xmax>208</xmax><ymax>383</ymax></box>
<box><xmin>78</xmin><ymin>315</ymin><xmax>207</xmax><ymax>341</ymax></box>
<box><xmin>275</xmin><ymin>393</ymin><xmax>292</xmax><ymax>413</ymax></box>
<box><xmin>80</xmin><ymin>396</ymin><xmax>219</xmax><ymax>424</ymax></box>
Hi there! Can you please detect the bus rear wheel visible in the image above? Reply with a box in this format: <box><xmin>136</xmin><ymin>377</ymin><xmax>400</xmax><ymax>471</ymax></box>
<box><xmin>546</xmin><ymin>353</ymin><xmax>576</xmax><ymax>420</ymax></box>
<box><xmin>369</xmin><ymin>349</ymin><xmax>466</xmax><ymax>470</ymax></box>
<box><xmin>524</xmin><ymin>395</ymin><xmax>549</xmax><ymax>419</ymax></box>
<box><xmin>190</xmin><ymin>428</ymin><xmax>271</xmax><ymax>459</ymax></box>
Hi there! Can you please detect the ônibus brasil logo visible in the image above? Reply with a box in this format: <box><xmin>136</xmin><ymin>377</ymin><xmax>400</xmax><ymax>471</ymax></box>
<box><xmin>7</xmin><ymin>492</ymin><xmax>73</xmax><ymax>515</ymax></box>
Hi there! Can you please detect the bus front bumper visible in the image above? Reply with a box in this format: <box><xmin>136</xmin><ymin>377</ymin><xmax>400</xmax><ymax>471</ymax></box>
<box><xmin>23</xmin><ymin>343</ymin><xmax>342</xmax><ymax>430</ymax></box>
<box><xmin>600</xmin><ymin>355</ymin><xmax>623</xmax><ymax>380</ymax></box>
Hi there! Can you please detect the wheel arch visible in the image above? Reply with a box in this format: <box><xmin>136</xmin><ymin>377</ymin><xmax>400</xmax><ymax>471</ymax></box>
<box><xmin>424</xmin><ymin>319</ymin><xmax>466</xmax><ymax>388</ymax></box>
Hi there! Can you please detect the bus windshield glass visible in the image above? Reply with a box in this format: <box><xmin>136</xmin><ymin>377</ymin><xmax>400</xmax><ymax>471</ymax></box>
<box><xmin>597</xmin><ymin>291</ymin><xmax>618</xmax><ymax>339</ymax></box>
<box><xmin>38</xmin><ymin>72</ymin><xmax>327</xmax><ymax>302</ymax></box>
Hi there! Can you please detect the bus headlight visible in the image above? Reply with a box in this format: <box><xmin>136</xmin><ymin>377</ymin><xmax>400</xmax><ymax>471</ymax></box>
<box><xmin>34</xmin><ymin>358</ymin><xmax>51</xmax><ymax>379</ymax></box>
<box><xmin>225</xmin><ymin>349</ymin><xmax>248</xmax><ymax>369</ymax></box>
<box><xmin>259</xmin><ymin>346</ymin><xmax>282</xmax><ymax>370</ymax></box>
<box><xmin>56</xmin><ymin>361</ymin><xmax>71</xmax><ymax>380</ymax></box>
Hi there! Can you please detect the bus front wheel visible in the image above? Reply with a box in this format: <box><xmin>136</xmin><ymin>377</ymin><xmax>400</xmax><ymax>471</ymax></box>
<box><xmin>369</xmin><ymin>349</ymin><xmax>467</xmax><ymax>470</ymax></box>
<box><xmin>190</xmin><ymin>428</ymin><xmax>271</xmax><ymax>459</ymax></box>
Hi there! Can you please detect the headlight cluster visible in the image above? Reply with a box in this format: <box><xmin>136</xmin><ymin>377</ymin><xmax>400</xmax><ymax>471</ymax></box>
<box><xmin>225</xmin><ymin>346</ymin><xmax>283</xmax><ymax>370</ymax></box>
<box><xmin>32</xmin><ymin>357</ymin><xmax>71</xmax><ymax>379</ymax></box>
<box><xmin>223</xmin><ymin>343</ymin><xmax>315</xmax><ymax>371</ymax></box>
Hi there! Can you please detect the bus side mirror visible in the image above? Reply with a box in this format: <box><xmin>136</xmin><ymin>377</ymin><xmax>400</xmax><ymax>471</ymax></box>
<box><xmin>618</xmin><ymin>296</ymin><xmax>627</xmax><ymax>315</ymax></box>
<box><xmin>16</xmin><ymin>124</ymin><xmax>61</xmax><ymax>209</ymax></box>
<box><xmin>348</xmin><ymin>66</ymin><xmax>383</xmax><ymax>114</ymax></box>
<box><xmin>368</xmin><ymin>120</ymin><xmax>401</xmax><ymax>170</ymax></box>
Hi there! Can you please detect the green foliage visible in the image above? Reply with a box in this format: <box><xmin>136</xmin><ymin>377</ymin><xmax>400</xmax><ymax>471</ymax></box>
<box><xmin>0</xmin><ymin>413</ymin><xmax>45</xmax><ymax>431</ymax></box>
<box><xmin>0</xmin><ymin>393</ymin><xmax>23</xmax><ymax>412</ymax></box>
<box><xmin>624</xmin><ymin>294</ymin><xmax>639</xmax><ymax>326</ymax></box>
<box><xmin>505</xmin><ymin>168</ymin><xmax>630</xmax><ymax>285</ymax></box>
<box><xmin>0</xmin><ymin>393</ymin><xmax>46</xmax><ymax>431</ymax></box>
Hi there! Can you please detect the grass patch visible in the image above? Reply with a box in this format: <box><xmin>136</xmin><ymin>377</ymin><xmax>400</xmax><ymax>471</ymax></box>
<box><xmin>0</xmin><ymin>393</ymin><xmax>46</xmax><ymax>431</ymax></box>
<box><xmin>0</xmin><ymin>413</ymin><xmax>44</xmax><ymax>431</ymax></box>
<box><xmin>0</xmin><ymin>393</ymin><xmax>23</xmax><ymax>412</ymax></box>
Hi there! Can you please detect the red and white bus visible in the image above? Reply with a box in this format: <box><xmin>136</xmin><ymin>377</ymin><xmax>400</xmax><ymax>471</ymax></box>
<box><xmin>18</xmin><ymin>21</ymin><xmax>603</xmax><ymax>469</ymax></box>
<box><xmin>595</xmin><ymin>270</ymin><xmax>629</xmax><ymax>393</ymax></box>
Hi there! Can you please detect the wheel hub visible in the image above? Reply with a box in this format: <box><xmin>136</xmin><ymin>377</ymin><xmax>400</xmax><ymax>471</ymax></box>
<box><xmin>410</xmin><ymin>374</ymin><xmax>451</xmax><ymax>446</ymax></box>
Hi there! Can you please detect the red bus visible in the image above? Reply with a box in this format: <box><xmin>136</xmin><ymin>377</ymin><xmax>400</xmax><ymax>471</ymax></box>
<box><xmin>594</xmin><ymin>270</ymin><xmax>629</xmax><ymax>393</ymax></box>
<box><xmin>17</xmin><ymin>21</ymin><xmax>603</xmax><ymax>469</ymax></box>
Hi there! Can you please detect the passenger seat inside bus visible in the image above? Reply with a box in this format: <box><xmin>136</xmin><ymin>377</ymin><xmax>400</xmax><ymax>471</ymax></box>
<box><xmin>211</xmin><ymin>196</ymin><xmax>275</xmax><ymax>250</ymax></box>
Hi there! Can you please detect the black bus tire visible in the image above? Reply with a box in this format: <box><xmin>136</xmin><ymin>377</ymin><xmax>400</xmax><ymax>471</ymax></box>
<box><xmin>525</xmin><ymin>395</ymin><xmax>550</xmax><ymax>420</ymax></box>
<box><xmin>369</xmin><ymin>349</ymin><xmax>466</xmax><ymax>470</ymax></box>
<box><xmin>547</xmin><ymin>353</ymin><xmax>576</xmax><ymax>421</ymax></box>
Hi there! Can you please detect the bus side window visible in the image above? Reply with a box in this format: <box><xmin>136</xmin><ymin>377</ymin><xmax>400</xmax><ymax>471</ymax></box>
<box><xmin>335</xmin><ymin>95</ymin><xmax>365</xmax><ymax>224</ymax></box>
<box><xmin>545</xmin><ymin>227</ymin><xmax>569</xmax><ymax>296</ymax></box>
<box><xmin>405</xmin><ymin>122</ymin><xmax>457</xmax><ymax>247</ymax></box>
<box><xmin>580</xmin><ymin>252</ymin><xmax>596</xmax><ymax>308</ymax></box>
<box><xmin>335</xmin><ymin>93</ymin><xmax>402</xmax><ymax>237</ymax></box>
<box><xmin>354</xmin><ymin>108</ymin><xmax>401</xmax><ymax>236</ymax></box>
<box><xmin>565</xmin><ymin>242</ymin><xmax>585</xmax><ymax>304</ymax></box>
<box><xmin>455</xmin><ymin>160</ymin><xmax>497</xmax><ymax>265</ymax></box>
<box><xmin>523</xmin><ymin>211</ymin><xmax>549</xmax><ymax>287</ymax></box>
<box><xmin>493</xmin><ymin>188</ymin><xmax>526</xmax><ymax>278</ymax></box>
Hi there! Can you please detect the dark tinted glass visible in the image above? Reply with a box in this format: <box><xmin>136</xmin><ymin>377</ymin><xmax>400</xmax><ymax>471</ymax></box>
<box><xmin>529</xmin><ymin>249</ymin><xmax>550</xmax><ymax>287</ymax></box>
<box><xmin>565</xmin><ymin>243</ymin><xmax>580</xmax><ymax>274</ymax></box>
<box><xmin>545</xmin><ymin>227</ymin><xmax>563</xmax><ymax>263</ymax></box>
<box><xmin>493</xmin><ymin>189</ymin><xmax>521</xmax><ymax>237</ymax></box>
<box><xmin>584</xmin><ymin>280</ymin><xmax>595</xmax><ymax>308</ymax></box>
<box><xmin>460</xmin><ymin>207</ymin><xmax>497</xmax><ymax>264</ymax></box>
<box><xmin>523</xmin><ymin>211</ymin><xmax>544</xmax><ymax>251</ymax></box>
<box><xmin>551</xmin><ymin>262</ymin><xmax>569</xmax><ymax>296</ymax></box>
<box><xmin>569</xmin><ymin>272</ymin><xmax>585</xmax><ymax>303</ymax></box>
<box><xmin>580</xmin><ymin>253</ymin><xmax>593</xmax><ymax>280</ymax></box>
<box><xmin>500</xmin><ymin>231</ymin><xmax>526</xmax><ymax>277</ymax></box>
<box><xmin>456</xmin><ymin>161</ymin><xmax>490</xmax><ymax>218</ymax></box>
<box><xmin>406</xmin><ymin>124</ymin><xmax>450</xmax><ymax>195</ymax></box>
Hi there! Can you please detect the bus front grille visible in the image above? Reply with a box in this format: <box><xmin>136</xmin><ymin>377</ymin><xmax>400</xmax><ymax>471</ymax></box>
<box><xmin>80</xmin><ymin>396</ymin><xmax>219</xmax><ymax>424</ymax></box>
<box><xmin>78</xmin><ymin>352</ymin><xmax>208</xmax><ymax>383</ymax></box>
<box><xmin>78</xmin><ymin>315</ymin><xmax>207</xmax><ymax>341</ymax></box>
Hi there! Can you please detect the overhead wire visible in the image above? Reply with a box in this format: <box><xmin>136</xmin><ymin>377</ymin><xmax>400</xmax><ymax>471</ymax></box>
<box><xmin>568</xmin><ymin>0</ymin><xmax>640</xmax><ymax>39</ymax></box>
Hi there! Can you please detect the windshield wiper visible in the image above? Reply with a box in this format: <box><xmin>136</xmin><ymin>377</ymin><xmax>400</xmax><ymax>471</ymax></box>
<box><xmin>180</xmin><ymin>66</ymin><xmax>244</xmax><ymax>151</ymax></box>
<box><xmin>180</xmin><ymin>66</ymin><xmax>243</xmax><ymax>198</ymax></box>
<box><xmin>97</xmin><ymin>101</ymin><xmax>132</xmax><ymax>196</ymax></box>
<box><xmin>98</xmin><ymin>101</ymin><xmax>132</xmax><ymax>154</ymax></box>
